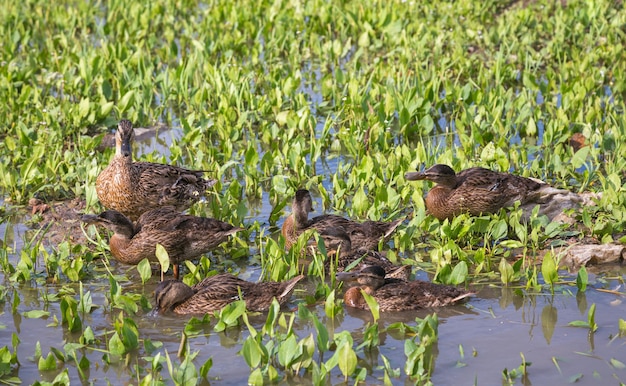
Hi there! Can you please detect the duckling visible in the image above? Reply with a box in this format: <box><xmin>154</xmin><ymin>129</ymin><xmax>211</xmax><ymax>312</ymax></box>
<box><xmin>81</xmin><ymin>206</ymin><xmax>241</xmax><ymax>279</ymax></box>
<box><xmin>282</xmin><ymin>189</ymin><xmax>403</xmax><ymax>251</ymax></box>
<box><xmin>337</xmin><ymin>265</ymin><xmax>473</xmax><ymax>312</ymax></box>
<box><xmin>405</xmin><ymin>164</ymin><xmax>582</xmax><ymax>221</ymax></box>
<box><xmin>96</xmin><ymin>119</ymin><xmax>217</xmax><ymax>221</ymax></box>
<box><xmin>155</xmin><ymin>273</ymin><xmax>305</xmax><ymax>314</ymax></box>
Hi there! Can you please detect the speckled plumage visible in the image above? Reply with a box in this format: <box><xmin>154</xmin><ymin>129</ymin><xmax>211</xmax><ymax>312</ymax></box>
<box><xmin>316</xmin><ymin>228</ymin><xmax>407</xmax><ymax>279</ymax></box>
<box><xmin>96</xmin><ymin>119</ymin><xmax>217</xmax><ymax>221</ymax></box>
<box><xmin>81</xmin><ymin>207</ymin><xmax>240</xmax><ymax>279</ymax></box>
<box><xmin>155</xmin><ymin>273</ymin><xmax>305</xmax><ymax>314</ymax></box>
<box><xmin>337</xmin><ymin>266</ymin><xmax>473</xmax><ymax>312</ymax></box>
<box><xmin>282</xmin><ymin>189</ymin><xmax>403</xmax><ymax>251</ymax></box>
<box><xmin>405</xmin><ymin>164</ymin><xmax>579</xmax><ymax>221</ymax></box>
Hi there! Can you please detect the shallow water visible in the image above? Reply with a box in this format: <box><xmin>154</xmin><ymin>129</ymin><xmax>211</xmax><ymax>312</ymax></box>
<box><xmin>2</xmin><ymin>267</ymin><xmax>624</xmax><ymax>385</ymax></box>
<box><xmin>1</xmin><ymin>129</ymin><xmax>625</xmax><ymax>385</ymax></box>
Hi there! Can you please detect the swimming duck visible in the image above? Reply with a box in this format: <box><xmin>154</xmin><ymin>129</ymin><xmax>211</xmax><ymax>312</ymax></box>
<box><xmin>282</xmin><ymin>189</ymin><xmax>403</xmax><ymax>251</ymax></box>
<box><xmin>313</xmin><ymin>227</ymin><xmax>408</xmax><ymax>279</ymax></box>
<box><xmin>81</xmin><ymin>206</ymin><xmax>241</xmax><ymax>279</ymax></box>
<box><xmin>337</xmin><ymin>265</ymin><xmax>473</xmax><ymax>312</ymax></box>
<box><xmin>154</xmin><ymin>273</ymin><xmax>305</xmax><ymax>314</ymax></box>
<box><xmin>405</xmin><ymin>164</ymin><xmax>582</xmax><ymax>221</ymax></box>
<box><xmin>96</xmin><ymin>119</ymin><xmax>217</xmax><ymax>221</ymax></box>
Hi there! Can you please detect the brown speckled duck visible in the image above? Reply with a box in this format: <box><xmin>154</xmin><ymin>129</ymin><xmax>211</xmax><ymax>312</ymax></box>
<box><xmin>337</xmin><ymin>265</ymin><xmax>473</xmax><ymax>312</ymax></box>
<box><xmin>154</xmin><ymin>273</ymin><xmax>305</xmax><ymax>314</ymax></box>
<box><xmin>96</xmin><ymin>119</ymin><xmax>217</xmax><ymax>221</ymax></box>
<box><xmin>405</xmin><ymin>164</ymin><xmax>582</xmax><ymax>221</ymax></box>
<box><xmin>82</xmin><ymin>206</ymin><xmax>241</xmax><ymax>279</ymax></box>
<box><xmin>282</xmin><ymin>189</ymin><xmax>403</xmax><ymax>251</ymax></box>
<box><xmin>314</xmin><ymin>227</ymin><xmax>409</xmax><ymax>280</ymax></box>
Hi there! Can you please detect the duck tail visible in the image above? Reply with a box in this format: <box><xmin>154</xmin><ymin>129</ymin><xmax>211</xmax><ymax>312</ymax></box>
<box><xmin>384</xmin><ymin>217</ymin><xmax>405</xmax><ymax>239</ymax></box>
<box><xmin>278</xmin><ymin>275</ymin><xmax>305</xmax><ymax>300</ymax></box>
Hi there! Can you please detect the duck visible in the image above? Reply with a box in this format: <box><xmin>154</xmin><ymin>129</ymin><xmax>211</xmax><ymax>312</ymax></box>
<box><xmin>154</xmin><ymin>273</ymin><xmax>305</xmax><ymax>314</ymax></box>
<box><xmin>337</xmin><ymin>265</ymin><xmax>473</xmax><ymax>312</ymax></box>
<box><xmin>81</xmin><ymin>206</ymin><xmax>241</xmax><ymax>279</ymax></box>
<box><xmin>96</xmin><ymin>119</ymin><xmax>217</xmax><ymax>221</ymax></box>
<box><xmin>282</xmin><ymin>189</ymin><xmax>403</xmax><ymax>251</ymax></box>
<box><xmin>312</xmin><ymin>227</ymin><xmax>409</xmax><ymax>280</ymax></box>
<box><xmin>405</xmin><ymin>164</ymin><xmax>583</xmax><ymax>221</ymax></box>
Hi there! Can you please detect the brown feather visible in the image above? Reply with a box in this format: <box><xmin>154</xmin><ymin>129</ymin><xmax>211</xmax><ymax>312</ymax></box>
<box><xmin>406</xmin><ymin>164</ymin><xmax>581</xmax><ymax>220</ymax></box>
<box><xmin>282</xmin><ymin>189</ymin><xmax>403</xmax><ymax>251</ymax></box>
<box><xmin>339</xmin><ymin>266</ymin><xmax>473</xmax><ymax>312</ymax></box>
<box><xmin>96</xmin><ymin>120</ymin><xmax>217</xmax><ymax>221</ymax></box>
<box><xmin>155</xmin><ymin>274</ymin><xmax>305</xmax><ymax>314</ymax></box>
<box><xmin>81</xmin><ymin>207</ymin><xmax>241</xmax><ymax>278</ymax></box>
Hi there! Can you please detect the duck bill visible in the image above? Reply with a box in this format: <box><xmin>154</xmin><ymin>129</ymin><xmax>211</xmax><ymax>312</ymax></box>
<box><xmin>336</xmin><ymin>271</ymin><xmax>360</xmax><ymax>282</ymax></box>
<box><xmin>80</xmin><ymin>214</ymin><xmax>111</xmax><ymax>226</ymax></box>
<box><xmin>81</xmin><ymin>214</ymin><xmax>102</xmax><ymax>224</ymax></box>
<box><xmin>404</xmin><ymin>171</ymin><xmax>427</xmax><ymax>181</ymax></box>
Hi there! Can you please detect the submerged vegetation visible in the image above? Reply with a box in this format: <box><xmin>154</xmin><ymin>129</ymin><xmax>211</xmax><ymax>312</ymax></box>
<box><xmin>1</xmin><ymin>0</ymin><xmax>626</xmax><ymax>384</ymax></box>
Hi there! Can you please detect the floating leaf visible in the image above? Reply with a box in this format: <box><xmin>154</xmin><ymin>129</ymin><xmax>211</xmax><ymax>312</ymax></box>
<box><xmin>22</xmin><ymin>310</ymin><xmax>50</xmax><ymax>319</ymax></box>
<box><xmin>610</xmin><ymin>358</ymin><xmax>626</xmax><ymax>369</ymax></box>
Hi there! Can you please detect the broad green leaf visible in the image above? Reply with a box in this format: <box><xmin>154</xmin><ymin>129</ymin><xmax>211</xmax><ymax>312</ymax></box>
<box><xmin>108</xmin><ymin>332</ymin><xmax>126</xmax><ymax>356</ymax></box>
<box><xmin>541</xmin><ymin>251</ymin><xmax>558</xmax><ymax>288</ymax></box>
<box><xmin>22</xmin><ymin>310</ymin><xmax>50</xmax><ymax>319</ymax></box>
<box><xmin>78</xmin><ymin>98</ymin><xmax>90</xmax><ymax>118</ymax></box>
<box><xmin>449</xmin><ymin>261</ymin><xmax>468</xmax><ymax>285</ymax></box>
<box><xmin>155</xmin><ymin>244</ymin><xmax>170</xmax><ymax>275</ymax></box>
<box><xmin>137</xmin><ymin>258</ymin><xmax>152</xmax><ymax>284</ymax></box>
<box><xmin>38</xmin><ymin>353</ymin><xmax>56</xmax><ymax>371</ymax></box>
<box><xmin>499</xmin><ymin>258</ymin><xmax>514</xmax><ymax>285</ymax></box>
<box><xmin>337</xmin><ymin>341</ymin><xmax>357</xmax><ymax>378</ymax></box>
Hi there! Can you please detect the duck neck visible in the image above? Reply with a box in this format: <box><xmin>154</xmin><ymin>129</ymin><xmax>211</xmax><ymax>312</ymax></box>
<box><xmin>109</xmin><ymin>234</ymin><xmax>140</xmax><ymax>264</ymax></box>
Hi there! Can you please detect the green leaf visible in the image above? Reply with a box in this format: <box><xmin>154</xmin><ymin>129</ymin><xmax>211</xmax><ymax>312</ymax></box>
<box><xmin>38</xmin><ymin>353</ymin><xmax>57</xmax><ymax>371</ymax></box>
<box><xmin>22</xmin><ymin>310</ymin><xmax>50</xmax><ymax>319</ymax></box>
<box><xmin>337</xmin><ymin>341</ymin><xmax>357</xmax><ymax>379</ymax></box>
<box><xmin>137</xmin><ymin>258</ymin><xmax>152</xmax><ymax>284</ymax></box>
<box><xmin>449</xmin><ymin>261</ymin><xmax>468</xmax><ymax>285</ymax></box>
<box><xmin>576</xmin><ymin>266</ymin><xmax>588</xmax><ymax>292</ymax></box>
<box><xmin>610</xmin><ymin>358</ymin><xmax>626</xmax><ymax>369</ymax></box>
<box><xmin>568</xmin><ymin>320</ymin><xmax>590</xmax><ymax>328</ymax></box>
<box><xmin>242</xmin><ymin>338</ymin><xmax>261</xmax><ymax>368</ymax></box>
<box><xmin>248</xmin><ymin>368</ymin><xmax>263</xmax><ymax>386</ymax></box>
<box><xmin>78</xmin><ymin>98</ymin><xmax>90</xmax><ymax>118</ymax></box>
<box><xmin>360</xmin><ymin>290</ymin><xmax>380</xmax><ymax>322</ymax></box>
<box><xmin>541</xmin><ymin>251</ymin><xmax>558</xmax><ymax>289</ymax></box>
<box><xmin>108</xmin><ymin>332</ymin><xmax>126</xmax><ymax>356</ymax></box>
<box><xmin>571</xmin><ymin>146</ymin><xmax>590</xmax><ymax>169</ymax></box>
<box><xmin>155</xmin><ymin>244</ymin><xmax>170</xmax><ymax>275</ymax></box>
<box><xmin>587</xmin><ymin>303</ymin><xmax>597</xmax><ymax>332</ymax></box>
<box><xmin>619</xmin><ymin>318</ymin><xmax>626</xmax><ymax>335</ymax></box>
<box><xmin>499</xmin><ymin>258</ymin><xmax>514</xmax><ymax>285</ymax></box>
<box><xmin>324</xmin><ymin>290</ymin><xmax>337</xmax><ymax>318</ymax></box>
<box><xmin>118</xmin><ymin>90</ymin><xmax>135</xmax><ymax>113</ymax></box>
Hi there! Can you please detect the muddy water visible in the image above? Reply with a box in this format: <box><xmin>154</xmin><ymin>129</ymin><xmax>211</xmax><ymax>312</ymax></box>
<box><xmin>1</xmin><ymin>129</ymin><xmax>625</xmax><ymax>385</ymax></box>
